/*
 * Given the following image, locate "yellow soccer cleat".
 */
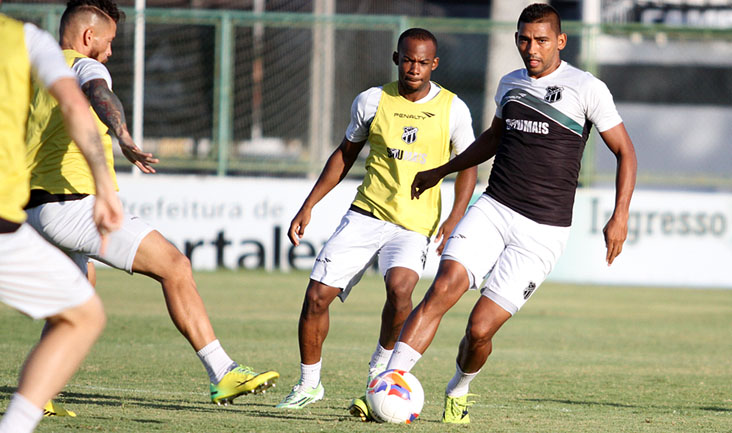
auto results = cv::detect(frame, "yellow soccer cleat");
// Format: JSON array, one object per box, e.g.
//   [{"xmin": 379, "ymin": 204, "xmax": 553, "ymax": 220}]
[
  {"xmin": 347, "ymin": 395, "xmax": 373, "ymax": 422},
  {"xmin": 210, "ymin": 365, "xmax": 279, "ymax": 405},
  {"xmin": 442, "ymin": 394, "xmax": 476, "ymax": 424},
  {"xmin": 43, "ymin": 400, "xmax": 76, "ymax": 417}
]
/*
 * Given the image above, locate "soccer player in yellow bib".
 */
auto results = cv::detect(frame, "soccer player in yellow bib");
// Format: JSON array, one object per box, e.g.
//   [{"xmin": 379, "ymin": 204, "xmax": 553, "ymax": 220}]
[
  {"xmin": 276, "ymin": 28, "xmax": 478, "ymax": 413},
  {"xmin": 24, "ymin": 0, "xmax": 277, "ymax": 410},
  {"xmin": 0, "ymin": 10, "xmax": 123, "ymax": 433}
]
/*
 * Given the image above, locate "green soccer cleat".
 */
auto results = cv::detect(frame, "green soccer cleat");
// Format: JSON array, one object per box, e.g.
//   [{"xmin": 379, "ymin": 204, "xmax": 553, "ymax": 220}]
[
  {"xmin": 347, "ymin": 395, "xmax": 373, "ymax": 422},
  {"xmin": 366, "ymin": 363, "xmax": 387, "ymax": 387},
  {"xmin": 275, "ymin": 382, "xmax": 324, "ymax": 409},
  {"xmin": 43, "ymin": 400, "xmax": 76, "ymax": 417},
  {"xmin": 210, "ymin": 365, "xmax": 279, "ymax": 405},
  {"xmin": 442, "ymin": 394, "xmax": 476, "ymax": 424}
]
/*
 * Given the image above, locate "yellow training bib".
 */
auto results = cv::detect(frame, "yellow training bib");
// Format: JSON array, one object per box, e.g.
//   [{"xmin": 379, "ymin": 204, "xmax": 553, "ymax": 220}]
[
  {"xmin": 0, "ymin": 15, "xmax": 32, "ymax": 223},
  {"xmin": 26, "ymin": 49, "xmax": 117, "ymax": 195},
  {"xmin": 352, "ymin": 81, "xmax": 454, "ymax": 237}
]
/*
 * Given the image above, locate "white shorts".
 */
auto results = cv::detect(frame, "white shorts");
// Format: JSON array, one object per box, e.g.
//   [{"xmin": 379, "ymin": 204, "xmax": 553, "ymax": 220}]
[
  {"xmin": 441, "ymin": 194, "xmax": 570, "ymax": 315},
  {"xmin": 0, "ymin": 224, "xmax": 94, "ymax": 319},
  {"xmin": 26, "ymin": 195, "xmax": 153, "ymax": 274},
  {"xmin": 311, "ymin": 209, "xmax": 429, "ymax": 302}
]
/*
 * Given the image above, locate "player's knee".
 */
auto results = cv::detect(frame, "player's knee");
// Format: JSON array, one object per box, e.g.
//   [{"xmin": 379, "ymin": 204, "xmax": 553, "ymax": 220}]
[
  {"xmin": 465, "ymin": 318, "xmax": 493, "ymax": 347},
  {"xmin": 425, "ymin": 275, "xmax": 455, "ymax": 304},
  {"xmin": 82, "ymin": 294, "xmax": 106, "ymax": 332},
  {"xmin": 303, "ymin": 286, "xmax": 334, "ymax": 315},
  {"xmin": 385, "ymin": 283, "xmax": 413, "ymax": 310},
  {"xmin": 169, "ymin": 250, "xmax": 193, "ymax": 274},
  {"xmin": 55, "ymin": 294, "xmax": 106, "ymax": 336},
  {"xmin": 158, "ymin": 250, "xmax": 193, "ymax": 283}
]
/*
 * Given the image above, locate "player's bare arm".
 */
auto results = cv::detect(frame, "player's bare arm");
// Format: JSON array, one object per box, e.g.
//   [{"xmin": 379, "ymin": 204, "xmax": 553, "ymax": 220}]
[
  {"xmin": 412, "ymin": 116, "xmax": 504, "ymax": 199},
  {"xmin": 288, "ymin": 137, "xmax": 366, "ymax": 246},
  {"xmin": 599, "ymin": 122, "xmax": 637, "ymax": 266},
  {"xmin": 82, "ymin": 78, "xmax": 158, "ymax": 173},
  {"xmin": 434, "ymin": 166, "xmax": 477, "ymax": 254},
  {"xmin": 49, "ymin": 77, "xmax": 123, "ymax": 248}
]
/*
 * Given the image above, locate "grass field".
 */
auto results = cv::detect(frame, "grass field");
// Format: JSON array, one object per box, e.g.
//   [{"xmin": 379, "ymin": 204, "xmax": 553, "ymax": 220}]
[{"xmin": 1, "ymin": 269, "xmax": 730, "ymax": 432}]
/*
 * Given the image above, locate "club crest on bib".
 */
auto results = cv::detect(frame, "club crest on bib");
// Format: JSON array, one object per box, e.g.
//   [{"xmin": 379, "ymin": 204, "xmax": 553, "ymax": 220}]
[
  {"xmin": 523, "ymin": 281, "xmax": 537, "ymax": 300},
  {"xmin": 544, "ymin": 86, "xmax": 563, "ymax": 103},
  {"xmin": 402, "ymin": 126, "xmax": 418, "ymax": 144}
]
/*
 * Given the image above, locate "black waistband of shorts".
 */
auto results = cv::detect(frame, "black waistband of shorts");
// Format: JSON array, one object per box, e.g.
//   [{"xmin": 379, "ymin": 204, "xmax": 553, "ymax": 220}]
[
  {"xmin": 0, "ymin": 217, "xmax": 22, "ymax": 234},
  {"xmin": 349, "ymin": 204, "xmax": 377, "ymax": 219},
  {"xmin": 24, "ymin": 189, "xmax": 89, "ymax": 210}
]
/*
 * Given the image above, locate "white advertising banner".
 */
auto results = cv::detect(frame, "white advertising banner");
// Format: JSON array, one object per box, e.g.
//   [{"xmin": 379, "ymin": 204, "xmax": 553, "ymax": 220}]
[
  {"xmin": 115, "ymin": 173, "xmax": 455, "ymax": 276},
  {"xmin": 116, "ymin": 174, "xmax": 732, "ymax": 289},
  {"xmin": 552, "ymin": 189, "xmax": 732, "ymax": 288}
]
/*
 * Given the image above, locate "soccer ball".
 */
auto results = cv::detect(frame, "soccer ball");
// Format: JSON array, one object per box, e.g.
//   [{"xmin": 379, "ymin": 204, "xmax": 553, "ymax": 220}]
[{"xmin": 366, "ymin": 369, "xmax": 424, "ymax": 424}]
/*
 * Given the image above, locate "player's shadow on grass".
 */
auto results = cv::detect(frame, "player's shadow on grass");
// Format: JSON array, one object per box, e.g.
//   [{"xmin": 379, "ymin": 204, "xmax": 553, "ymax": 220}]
[
  {"xmin": 58, "ymin": 390, "xmax": 233, "ymax": 414},
  {"xmin": 523, "ymin": 397, "xmax": 732, "ymax": 412}
]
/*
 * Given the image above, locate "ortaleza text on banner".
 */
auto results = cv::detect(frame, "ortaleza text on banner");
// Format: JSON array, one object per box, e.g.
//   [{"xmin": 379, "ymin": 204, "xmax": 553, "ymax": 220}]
[{"xmin": 114, "ymin": 174, "xmax": 732, "ymax": 289}]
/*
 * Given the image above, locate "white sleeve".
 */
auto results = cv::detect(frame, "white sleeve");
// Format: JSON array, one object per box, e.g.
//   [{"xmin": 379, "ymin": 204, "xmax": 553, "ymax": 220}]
[
  {"xmin": 449, "ymin": 95, "xmax": 475, "ymax": 155},
  {"xmin": 72, "ymin": 57, "xmax": 113, "ymax": 90},
  {"xmin": 344, "ymin": 87, "xmax": 382, "ymax": 143},
  {"xmin": 494, "ymin": 80, "xmax": 510, "ymax": 119},
  {"xmin": 584, "ymin": 75, "xmax": 622, "ymax": 132},
  {"xmin": 24, "ymin": 23, "xmax": 74, "ymax": 88}
]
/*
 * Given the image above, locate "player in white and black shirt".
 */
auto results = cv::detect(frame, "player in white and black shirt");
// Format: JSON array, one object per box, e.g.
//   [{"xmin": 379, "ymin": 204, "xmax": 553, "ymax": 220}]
[
  {"xmin": 488, "ymin": 59, "xmax": 623, "ymax": 227},
  {"xmin": 385, "ymin": 4, "xmax": 638, "ymax": 424}
]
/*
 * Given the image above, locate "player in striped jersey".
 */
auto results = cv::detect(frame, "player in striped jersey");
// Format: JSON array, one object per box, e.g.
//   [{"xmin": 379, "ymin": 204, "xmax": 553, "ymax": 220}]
[{"xmin": 388, "ymin": 4, "xmax": 638, "ymax": 424}]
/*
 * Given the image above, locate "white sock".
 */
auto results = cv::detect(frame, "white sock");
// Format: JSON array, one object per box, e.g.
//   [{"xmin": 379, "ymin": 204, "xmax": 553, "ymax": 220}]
[
  {"xmin": 445, "ymin": 363, "xmax": 480, "ymax": 397},
  {"xmin": 386, "ymin": 342, "xmax": 422, "ymax": 372},
  {"xmin": 196, "ymin": 339, "xmax": 236, "ymax": 384},
  {"xmin": 369, "ymin": 343, "xmax": 393, "ymax": 371},
  {"xmin": 299, "ymin": 360, "xmax": 322, "ymax": 389},
  {"xmin": 0, "ymin": 393, "xmax": 43, "ymax": 433}
]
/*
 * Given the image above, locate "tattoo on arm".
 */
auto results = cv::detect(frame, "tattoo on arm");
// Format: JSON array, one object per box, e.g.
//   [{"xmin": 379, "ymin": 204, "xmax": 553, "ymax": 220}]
[
  {"xmin": 82, "ymin": 79, "xmax": 129, "ymax": 139},
  {"xmin": 83, "ymin": 129, "xmax": 108, "ymax": 170}
]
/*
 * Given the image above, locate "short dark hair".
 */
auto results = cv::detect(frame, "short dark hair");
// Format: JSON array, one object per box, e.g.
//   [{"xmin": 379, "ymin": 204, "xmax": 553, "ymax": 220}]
[
  {"xmin": 517, "ymin": 3, "xmax": 562, "ymax": 34},
  {"xmin": 397, "ymin": 28, "xmax": 438, "ymax": 52}
]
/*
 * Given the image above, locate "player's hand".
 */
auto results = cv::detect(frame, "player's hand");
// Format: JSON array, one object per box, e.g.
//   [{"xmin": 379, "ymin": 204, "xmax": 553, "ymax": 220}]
[
  {"xmin": 434, "ymin": 215, "xmax": 460, "ymax": 255},
  {"xmin": 120, "ymin": 135, "xmax": 159, "ymax": 174},
  {"xmin": 411, "ymin": 168, "xmax": 442, "ymax": 199},
  {"xmin": 92, "ymin": 188, "xmax": 123, "ymax": 255},
  {"xmin": 288, "ymin": 207, "xmax": 312, "ymax": 246},
  {"xmin": 603, "ymin": 214, "xmax": 628, "ymax": 266}
]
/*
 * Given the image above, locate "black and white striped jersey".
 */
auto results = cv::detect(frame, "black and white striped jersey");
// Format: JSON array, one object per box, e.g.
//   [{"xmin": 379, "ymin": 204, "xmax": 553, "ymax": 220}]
[{"xmin": 486, "ymin": 61, "xmax": 622, "ymax": 227}]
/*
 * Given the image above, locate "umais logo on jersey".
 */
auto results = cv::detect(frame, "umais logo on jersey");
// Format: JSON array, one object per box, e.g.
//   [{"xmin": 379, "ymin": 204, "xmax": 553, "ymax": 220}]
[
  {"xmin": 506, "ymin": 118, "xmax": 549, "ymax": 135},
  {"xmin": 402, "ymin": 126, "xmax": 418, "ymax": 144},
  {"xmin": 386, "ymin": 147, "xmax": 427, "ymax": 165}
]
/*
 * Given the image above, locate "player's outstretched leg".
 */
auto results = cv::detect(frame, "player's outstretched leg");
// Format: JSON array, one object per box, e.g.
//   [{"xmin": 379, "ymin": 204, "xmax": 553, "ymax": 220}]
[
  {"xmin": 348, "ymin": 267, "xmax": 418, "ymax": 421},
  {"xmin": 132, "ymin": 230, "xmax": 278, "ymax": 404},
  {"xmin": 387, "ymin": 260, "xmax": 471, "ymax": 372},
  {"xmin": 442, "ymin": 296, "xmax": 511, "ymax": 424},
  {"xmin": 277, "ymin": 280, "xmax": 340, "ymax": 409}
]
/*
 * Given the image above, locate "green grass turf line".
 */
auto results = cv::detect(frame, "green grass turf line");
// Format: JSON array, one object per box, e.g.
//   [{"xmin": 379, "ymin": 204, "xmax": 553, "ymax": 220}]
[{"xmin": 0, "ymin": 269, "xmax": 730, "ymax": 432}]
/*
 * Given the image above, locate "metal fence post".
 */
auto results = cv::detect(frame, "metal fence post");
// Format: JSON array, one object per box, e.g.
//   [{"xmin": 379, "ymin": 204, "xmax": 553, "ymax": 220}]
[{"xmin": 214, "ymin": 12, "xmax": 234, "ymax": 176}]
